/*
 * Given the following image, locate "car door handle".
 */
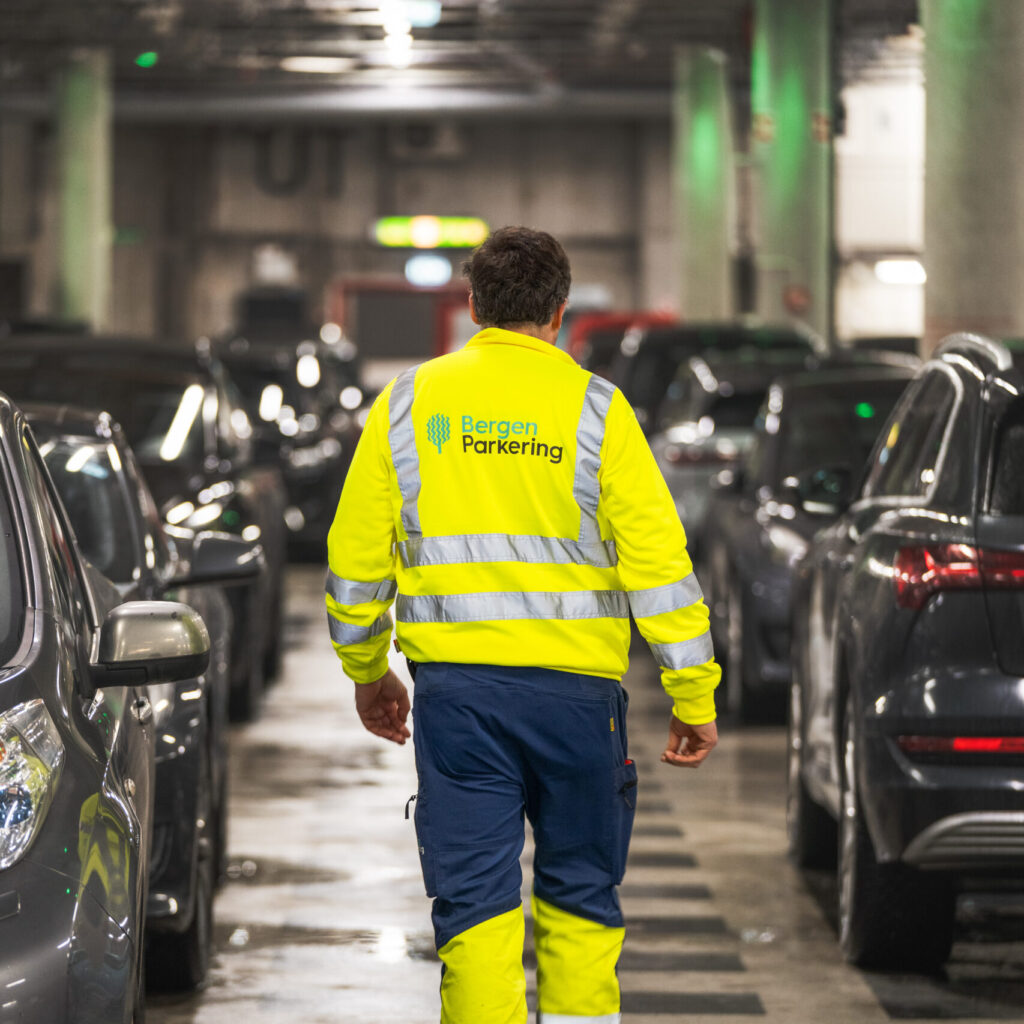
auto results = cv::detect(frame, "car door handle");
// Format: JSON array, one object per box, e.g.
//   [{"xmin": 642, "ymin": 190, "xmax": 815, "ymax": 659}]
[{"xmin": 131, "ymin": 696, "xmax": 153, "ymax": 725}]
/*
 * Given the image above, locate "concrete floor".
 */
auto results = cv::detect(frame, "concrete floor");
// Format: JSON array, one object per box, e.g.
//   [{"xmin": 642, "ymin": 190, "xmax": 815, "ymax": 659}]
[{"xmin": 149, "ymin": 566, "xmax": 1024, "ymax": 1024}]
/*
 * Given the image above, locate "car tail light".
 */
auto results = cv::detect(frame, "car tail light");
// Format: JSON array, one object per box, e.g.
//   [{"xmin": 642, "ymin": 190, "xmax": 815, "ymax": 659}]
[
  {"xmin": 893, "ymin": 543, "xmax": 1024, "ymax": 610},
  {"xmin": 978, "ymin": 547, "xmax": 1024, "ymax": 587},
  {"xmin": 898, "ymin": 736, "xmax": 1024, "ymax": 755},
  {"xmin": 893, "ymin": 544, "xmax": 980, "ymax": 610}
]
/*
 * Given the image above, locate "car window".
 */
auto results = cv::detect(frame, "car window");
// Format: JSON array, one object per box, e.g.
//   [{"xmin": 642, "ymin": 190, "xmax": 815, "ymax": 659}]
[
  {"xmin": 989, "ymin": 398, "xmax": 1024, "ymax": 515},
  {"xmin": 0, "ymin": 472, "xmax": 25, "ymax": 666},
  {"xmin": 862, "ymin": 371, "xmax": 956, "ymax": 499},
  {"xmin": 21, "ymin": 431, "xmax": 93, "ymax": 633},
  {"xmin": 2, "ymin": 363, "xmax": 210, "ymax": 471},
  {"xmin": 38, "ymin": 436, "xmax": 139, "ymax": 584}
]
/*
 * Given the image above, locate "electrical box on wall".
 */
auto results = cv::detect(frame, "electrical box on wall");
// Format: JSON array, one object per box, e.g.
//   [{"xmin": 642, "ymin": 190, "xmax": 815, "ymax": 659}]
[{"xmin": 388, "ymin": 122, "xmax": 465, "ymax": 162}]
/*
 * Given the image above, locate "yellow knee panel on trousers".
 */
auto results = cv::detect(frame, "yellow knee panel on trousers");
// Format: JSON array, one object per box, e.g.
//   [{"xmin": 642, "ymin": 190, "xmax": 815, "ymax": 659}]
[
  {"xmin": 531, "ymin": 894, "xmax": 624, "ymax": 1018},
  {"xmin": 438, "ymin": 906, "xmax": 527, "ymax": 1024}
]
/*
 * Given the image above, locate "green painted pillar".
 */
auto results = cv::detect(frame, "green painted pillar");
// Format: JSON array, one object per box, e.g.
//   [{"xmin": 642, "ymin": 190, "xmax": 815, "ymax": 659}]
[
  {"xmin": 922, "ymin": 0, "xmax": 1024, "ymax": 354},
  {"xmin": 55, "ymin": 49, "xmax": 112, "ymax": 328},
  {"xmin": 750, "ymin": 0, "xmax": 834, "ymax": 343},
  {"xmin": 673, "ymin": 48, "xmax": 736, "ymax": 320}
]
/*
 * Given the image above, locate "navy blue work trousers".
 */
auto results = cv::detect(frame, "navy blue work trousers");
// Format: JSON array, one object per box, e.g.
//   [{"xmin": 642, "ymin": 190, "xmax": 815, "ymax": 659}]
[{"xmin": 411, "ymin": 662, "xmax": 638, "ymax": 950}]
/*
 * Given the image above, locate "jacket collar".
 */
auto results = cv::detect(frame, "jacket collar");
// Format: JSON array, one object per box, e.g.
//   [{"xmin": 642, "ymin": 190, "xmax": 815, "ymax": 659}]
[{"xmin": 465, "ymin": 327, "xmax": 577, "ymax": 366}]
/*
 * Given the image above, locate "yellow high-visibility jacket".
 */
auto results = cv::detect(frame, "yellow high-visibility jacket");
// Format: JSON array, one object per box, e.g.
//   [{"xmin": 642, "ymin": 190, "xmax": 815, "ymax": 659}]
[{"xmin": 325, "ymin": 327, "xmax": 721, "ymax": 723}]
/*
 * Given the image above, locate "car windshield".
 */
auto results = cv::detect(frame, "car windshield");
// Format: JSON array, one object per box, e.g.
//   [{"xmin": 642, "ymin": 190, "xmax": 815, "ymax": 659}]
[
  {"xmin": 0, "ymin": 482, "xmax": 24, "ymax": 665},
  {"xmin": 775, "ymin": 381, "xmax": 910, "ymax": 486},
  {"xmin": 37, "ymin": 435, "xmax": 138, "ymax": 584},
  {"xmin": 705, "ymin": 391, "xmax": 769, "ymax": 430},
  {"xmin": 0, "ymin": 364, "xmax": 209, "ymax": 471},
  {"xmin": 626, "ymin": 329, "xmax": 815, "ymax": 423}
]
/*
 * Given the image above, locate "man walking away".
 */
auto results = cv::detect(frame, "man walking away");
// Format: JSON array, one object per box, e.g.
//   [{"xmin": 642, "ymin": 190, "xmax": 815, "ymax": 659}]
[{"xmin": 326, "ymin": 226, "xmax": 720, "ymax": 1024}]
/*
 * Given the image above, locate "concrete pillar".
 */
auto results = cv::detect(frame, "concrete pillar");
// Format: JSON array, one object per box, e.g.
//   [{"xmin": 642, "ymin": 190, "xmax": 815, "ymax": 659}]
[
  {"xmin": 54, "ymin": 49, "xmax": 112, "ymax": 328},
  {"xmin": 750, "ymin": 0, "xmax": 834, "ymax": 342},
  {"xmin": 922, "ymin": 1, "xmax": 1024, "ymax": 353},
  {"xmin": 673, "ymin": 48, "xmax": 736, "ymax": 320}
]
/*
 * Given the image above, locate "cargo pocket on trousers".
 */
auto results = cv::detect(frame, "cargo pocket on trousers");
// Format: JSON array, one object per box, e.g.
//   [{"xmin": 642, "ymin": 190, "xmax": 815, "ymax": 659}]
[
  {"xmin": 413, "ymin": 792, "xmax": 438, "ymax": 898},
  {"xmin": 612, "ymin": 760, "xmax": 638, "ymax": 884}
]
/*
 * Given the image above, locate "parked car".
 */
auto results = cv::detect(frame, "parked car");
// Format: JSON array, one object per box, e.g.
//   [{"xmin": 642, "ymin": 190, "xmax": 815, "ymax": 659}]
[
  {"xmin": 213, "ymin": 334, "xmax": 366, "ymax": 554},
  {"xmin": 0, "ymin": 391, "xmax": 210, "ymax": 1021},
  {"xmin": 26, "ymin": 404, "xmax": 261, "ymax": 989},
  {"xmin": 700, "ymin": 365, "xmax": 914, "ymax": 719},
  {"xmin": 649, "ymin": 348, "xmax": 819, "ymax": 550},
  {"xmin": 0, "ymin": 336, "xmax": 288, "ymax": 721},
  {"xmin": 787, "ymin": 333, "xmax": 1024, "ymax": 971},
  {"xmin": 564, "ymin": 311, "xmax": 677, "ymax": 378},
  {"xmin": 610, "ymin": 321, "xmax": 825, "ymax": 433}
]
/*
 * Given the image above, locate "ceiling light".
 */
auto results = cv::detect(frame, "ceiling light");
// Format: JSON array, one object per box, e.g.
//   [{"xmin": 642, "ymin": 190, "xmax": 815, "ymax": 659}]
[
  {"xmin": 279, "ymin": 56, "xmax": 357, "ymax": 74},
  {"xmin": 384, "ymin": 32, "xmax": 413, "ymax": 68},
  {"xmin": 874, "ymin": 259, "xmax": 926, "ymax": 286}
]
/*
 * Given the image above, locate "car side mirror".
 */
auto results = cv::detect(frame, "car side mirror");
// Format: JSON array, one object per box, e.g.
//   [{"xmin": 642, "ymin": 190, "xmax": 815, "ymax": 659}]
[
  {"xmin": 794, "ymin": 465, "xmax": 854, "ymax": 516},
  {"xmin": 89, "ymin": 601, "xmax": 210, "ymax": 690},
  {"xmin": 172, "ymin": 531, "xmax": 264, "ymax": 588}
]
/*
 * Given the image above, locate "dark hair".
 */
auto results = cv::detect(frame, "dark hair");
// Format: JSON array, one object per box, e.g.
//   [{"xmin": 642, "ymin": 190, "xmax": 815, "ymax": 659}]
[{"xmin": 463, "ymin": 226, "xmax": 571, "ymax": 328}]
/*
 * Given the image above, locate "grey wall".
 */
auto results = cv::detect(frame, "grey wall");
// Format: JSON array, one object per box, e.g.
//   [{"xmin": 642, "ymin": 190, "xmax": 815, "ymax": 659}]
[{"xmin": 0, "ymin": 115, "xmax": 675, "ymax": 349}]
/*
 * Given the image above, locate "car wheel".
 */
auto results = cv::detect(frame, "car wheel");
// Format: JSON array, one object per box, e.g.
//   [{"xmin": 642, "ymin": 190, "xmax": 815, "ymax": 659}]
[
  {"xmin": 147, "ymin": 748, "xmax": 215, "ymax": 991},
  {"xmin": 786, "ymin": 677, "xmax": 836, "ymax": 868},
  {"xmin": 838, "ymin": 697, "xmax": 954, "ymax": 971}
]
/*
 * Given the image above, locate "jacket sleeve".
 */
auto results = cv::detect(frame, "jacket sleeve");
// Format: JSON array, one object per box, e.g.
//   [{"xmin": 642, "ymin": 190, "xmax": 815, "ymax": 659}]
[
  {"xmin": 599, "ymin": 387, "xmax": 721, "ymax": 724},
  {"xmin": 325, "ymin": 384, "xmax": 398, "ymax": 684}
]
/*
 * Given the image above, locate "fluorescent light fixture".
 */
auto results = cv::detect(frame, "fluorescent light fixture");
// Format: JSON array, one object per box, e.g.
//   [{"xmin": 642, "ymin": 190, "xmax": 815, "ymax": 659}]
[
  {"xmin": 280, "ymin": 56, "xmax": 356, "ymax": 74},
  {"xmin": 874, "ymin": 258, "xmax": 926, "ymax": 286},
  {"xmin": 380, "ymin": 0, "xmax": 412, "ymax": 35},
  {"xmin": 106, "ymin": 444, "xmax": 122, "ymax": 473},
  {"xmin": 405, "ymin": 253, "xmax": 453, "ymax": 287},
  {"xmin": 160, "ymin": 384, "xmax": 205, "ymax": 462},
  {"xmin": 407, "ymin": 0, "xmax": 442, "ymax": 27},
  {"xmin": 166, "ymin": 501, "xmax": 195, "ymax": 525},
  {"xmin": 385, "ymin": 31, "xmax": 413, "ymax": 67}
]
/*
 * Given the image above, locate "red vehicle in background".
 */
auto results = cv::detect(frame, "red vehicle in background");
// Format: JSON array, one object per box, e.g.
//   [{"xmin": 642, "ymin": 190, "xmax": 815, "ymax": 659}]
[{"xmin": 565, "ymin": 311, "xmax": 678, "ymax": 377}]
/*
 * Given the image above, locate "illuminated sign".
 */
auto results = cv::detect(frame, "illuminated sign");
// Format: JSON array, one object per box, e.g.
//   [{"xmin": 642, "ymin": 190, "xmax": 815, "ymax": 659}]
[{"xmin": 374, "ymin": 216, "xmax": 489, "ymax": 249}]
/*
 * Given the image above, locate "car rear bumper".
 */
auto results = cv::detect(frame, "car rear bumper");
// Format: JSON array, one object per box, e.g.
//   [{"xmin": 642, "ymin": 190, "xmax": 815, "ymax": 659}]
[
  {"xmin": 861, "ymin": 726, "xmax": 1024, "ymax": 870},
  {"xmin": 903, "ymin": 811, "xmax": 1024, "ymax": 870}
]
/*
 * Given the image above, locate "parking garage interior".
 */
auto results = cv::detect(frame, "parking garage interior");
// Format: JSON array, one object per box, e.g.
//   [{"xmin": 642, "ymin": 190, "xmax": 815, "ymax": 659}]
[{"xmin": 1, "ymin": 1, "xmax": 1024, "ymax": 1022}]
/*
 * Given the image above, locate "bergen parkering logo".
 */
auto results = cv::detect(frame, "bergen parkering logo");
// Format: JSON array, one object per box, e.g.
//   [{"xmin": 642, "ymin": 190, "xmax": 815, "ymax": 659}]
[{"xmin": 426, "ymin": 413, "xmax": 451, "ymax": 453}]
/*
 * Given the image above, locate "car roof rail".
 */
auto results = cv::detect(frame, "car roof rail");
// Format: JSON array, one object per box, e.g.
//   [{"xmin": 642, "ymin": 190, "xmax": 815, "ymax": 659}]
[{"xmin": 934, "ymin": 332, "xmax": 1012, "ymax": 372}]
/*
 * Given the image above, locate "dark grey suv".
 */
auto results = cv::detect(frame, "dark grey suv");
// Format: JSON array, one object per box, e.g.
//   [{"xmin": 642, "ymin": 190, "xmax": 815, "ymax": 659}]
[
  {"xmin": 0, "ymin": 393, "xmax": 210, "ymax": 1020},
  {"xmin": 788, "ymin": 334, "xmax": 1024, "ymax": 971}
]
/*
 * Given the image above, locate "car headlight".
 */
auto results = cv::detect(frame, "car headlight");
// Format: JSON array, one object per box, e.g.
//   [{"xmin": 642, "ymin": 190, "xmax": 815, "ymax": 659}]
[{"xmin": 0, "ymin": 700, "xmax": 64, "ymax": 869}]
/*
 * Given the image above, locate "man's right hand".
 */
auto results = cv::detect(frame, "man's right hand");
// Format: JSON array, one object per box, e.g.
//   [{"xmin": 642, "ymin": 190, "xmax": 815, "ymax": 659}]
[
  {"xmin": 661, "ymin": 714, "xmax": 717, "ymax": 768},
  {"xmin": 354, "ymin": 669, "xmax": 411, "ymax": 745}
]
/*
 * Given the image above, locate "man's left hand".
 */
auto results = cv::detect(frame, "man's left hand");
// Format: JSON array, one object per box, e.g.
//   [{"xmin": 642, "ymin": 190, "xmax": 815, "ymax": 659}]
[{"xmin": 354, "ymin": 669, "xmax": 411, "ymax": 745}]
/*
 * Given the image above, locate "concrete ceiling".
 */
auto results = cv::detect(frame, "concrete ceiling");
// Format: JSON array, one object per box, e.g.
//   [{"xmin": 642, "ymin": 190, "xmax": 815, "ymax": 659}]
[{"xmin": 0, "ymin": 0, "xmax": 918, "ymax": 119}]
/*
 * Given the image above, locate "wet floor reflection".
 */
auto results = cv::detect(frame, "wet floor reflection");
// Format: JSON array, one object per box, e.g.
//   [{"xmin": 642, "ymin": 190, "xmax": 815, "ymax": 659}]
[{"xmin": 148, "ymin": 567, "xmax": 1024, "ymax": 1024}]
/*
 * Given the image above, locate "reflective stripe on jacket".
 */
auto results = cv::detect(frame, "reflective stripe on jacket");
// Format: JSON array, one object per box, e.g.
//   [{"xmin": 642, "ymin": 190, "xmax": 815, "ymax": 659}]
[{"xmin": 325, "ymin": 327, "xmax": 721, "ymax": 723}]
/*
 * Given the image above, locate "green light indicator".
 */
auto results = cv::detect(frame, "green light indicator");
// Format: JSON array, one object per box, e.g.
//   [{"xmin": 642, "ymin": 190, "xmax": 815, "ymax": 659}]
[
  {"xmin": 222, "ymin": 509, "xmax": 241, "ymax": 528},
  {"xmin": 855, "ymin": 402, "xmax": 875, "ymax": 419},
  {"xmin": 135, "ymin": 52, "xmax": 159, "ymax": 69}
]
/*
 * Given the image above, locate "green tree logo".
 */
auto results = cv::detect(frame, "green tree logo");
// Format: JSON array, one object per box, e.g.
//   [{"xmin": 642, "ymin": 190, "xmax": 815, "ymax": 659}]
[{"xmin": 427, "ymin": 413, "xmax": 451, "ymax": 453}]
